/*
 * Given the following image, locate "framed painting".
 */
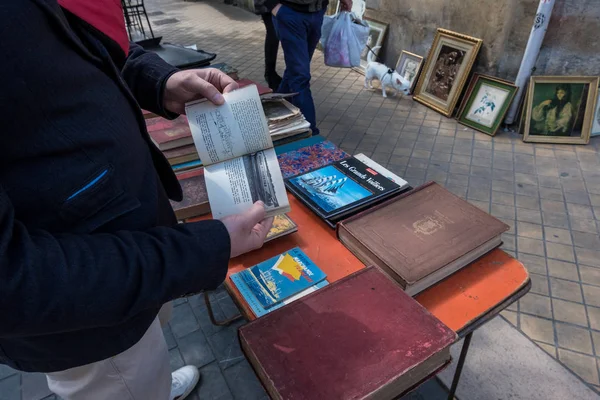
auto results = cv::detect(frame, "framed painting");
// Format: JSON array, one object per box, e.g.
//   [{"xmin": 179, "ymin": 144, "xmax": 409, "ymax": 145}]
[
  {"xmin": 395, "ymin": 51, "xmax": 424, "ymax": 94},
  {"xmin": 354, "ymin": 18, "xmax": 388, "ymax": 74},
  {"xmin": 591, "ymin": 90, "xmax": 600, "ymax": 137},
  {"xmin": 523, "ymin": 76, "xmax": 599, "ymax": 145},
  {"xmin": 326, "ymin": 0, "xmax": 339, "ymax": 16},
  {"xmin": 331, "ymin": 0, "xmax": 366, "ymax": 19},
  {"xmin": 456, "ymin": 74, "xmax": 517, "ymax": 136},
  {"xmin": 413, "ymin": 29, "xmax": 483, "ymax": 117}
]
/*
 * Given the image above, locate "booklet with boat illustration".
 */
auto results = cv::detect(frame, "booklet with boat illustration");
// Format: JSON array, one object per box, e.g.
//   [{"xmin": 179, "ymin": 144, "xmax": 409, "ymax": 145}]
[
  {"xmin": 185, "ymin": 85, "xmax": 290, "ymax": 219},
  {"xmin": 285, "ymin": 155, "xmax": 409, "ymax": 227},
  {"xmin": 230, "ymin": 247, "xmax": 327, "ymax": 309}
]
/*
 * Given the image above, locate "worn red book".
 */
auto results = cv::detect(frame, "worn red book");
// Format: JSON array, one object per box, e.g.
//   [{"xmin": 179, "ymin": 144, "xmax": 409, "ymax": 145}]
[
  {"xmin": 239, "ymin": 266, "xmax": 456, "ymax": 400},
  {"xmin": 170, "ymin": 167, "xmax": 209, "ymax": 220},
  {"xmin": 236, "ymin": 78, "xmax": 273, "ymax": 96},
  {"xmin": 146, "ymin": 115, "xmax": 193, "ymax": 151}
]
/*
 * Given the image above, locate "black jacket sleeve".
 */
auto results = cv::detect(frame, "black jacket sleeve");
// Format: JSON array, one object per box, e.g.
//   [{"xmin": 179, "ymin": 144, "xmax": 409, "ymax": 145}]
[
  {"xmin": 121, "ymin": 43, "xmax": 180, "ymax": 119},
  {"xmin": 265, "ymin": 0, "xmax": 279, "ymax": 12},
  {"xmin": 0, "ymin": 185, "xmax": 230, "ymax": 338}
]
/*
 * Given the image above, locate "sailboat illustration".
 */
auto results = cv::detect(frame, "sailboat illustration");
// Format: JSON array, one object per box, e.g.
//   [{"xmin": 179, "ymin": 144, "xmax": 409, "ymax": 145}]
[
  {"xmin": 301, "ymin": 174, "xmax": 348, "ymax": 196},
  {"xmin": 301, "ymin": 175, "xmax": 336, "ymax": 186}
]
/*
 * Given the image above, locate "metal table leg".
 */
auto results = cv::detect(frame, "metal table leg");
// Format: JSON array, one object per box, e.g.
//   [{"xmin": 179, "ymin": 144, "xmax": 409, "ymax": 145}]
[
  {"xmin": 447, "ymin": 332, "xmax": 473, "ymax": 400},
  {"xmin": 204, "ymin": 292, "xmax": 243, "ymax": 326}
]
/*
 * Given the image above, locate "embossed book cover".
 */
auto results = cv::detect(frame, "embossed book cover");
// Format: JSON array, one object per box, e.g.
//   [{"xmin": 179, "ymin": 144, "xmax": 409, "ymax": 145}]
[
  {"xmin": 337, "ymin": 182, "xmax": 509, "ymax": 295},
  {"xmin": 239, "ymin": 266, "xmax": 456, "ymax": 400}
]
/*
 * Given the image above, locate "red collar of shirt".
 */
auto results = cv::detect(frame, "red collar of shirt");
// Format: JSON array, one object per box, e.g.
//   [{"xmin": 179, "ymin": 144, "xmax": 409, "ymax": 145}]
[{"xmin": 58, "ymin": 0, "xmax": 130, "ymax": 56}]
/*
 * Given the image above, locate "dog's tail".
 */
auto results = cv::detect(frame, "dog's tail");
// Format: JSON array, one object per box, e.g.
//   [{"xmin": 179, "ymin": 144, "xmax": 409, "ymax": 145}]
[{"xmin": 367, "ymin": 46, "xmax": 381, "ymax": 64}]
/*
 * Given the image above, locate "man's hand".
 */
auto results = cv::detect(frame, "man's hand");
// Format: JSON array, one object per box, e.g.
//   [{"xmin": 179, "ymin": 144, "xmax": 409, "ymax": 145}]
[
  {"xmin": 271, "ymin": 4, "xmax": 282, "ymax": 16},
  {"xmin": 540, "ymin": 99, "xmax": 552, "ymax": 107},
  {"xmin": 340, "ymin": 0, "xmax": 352, "ymax": 11},
  {"xmin": 221, "ymin": 202, "xmax": 274, "ymax": 258},
  {"xmin": 163, "ymin": 69, "xmax": 239, "ymax": 114}
]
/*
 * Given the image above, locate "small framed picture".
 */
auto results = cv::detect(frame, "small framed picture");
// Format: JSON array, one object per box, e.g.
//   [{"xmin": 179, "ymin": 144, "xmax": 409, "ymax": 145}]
[
  {"xmin": 591, "ymin": 91, "xmax": 600, "ymax": 137},
  {"xmin": 354, "ymin": 18, "xmax": 388, "ymax": 74},
  {"xmin": 456, "ymin": 74, "xmax": 518, "ymax": 136},
  {"xmin": 413, "ymin": 28, "xmax": 483, "ymax": 117},
  {"xmin": 395, "ymin": 51, "xmax": 424, "ymax": 94},
  {"xmin": 523, "ymin": 76, "xmax": 600, "ymax": 144}
]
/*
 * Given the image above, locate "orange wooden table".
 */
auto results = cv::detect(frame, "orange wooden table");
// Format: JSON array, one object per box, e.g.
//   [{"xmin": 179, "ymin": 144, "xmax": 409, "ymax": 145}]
[{"xmin": 202, "ymin": 194, "xmax": 530, "ymax": 399}]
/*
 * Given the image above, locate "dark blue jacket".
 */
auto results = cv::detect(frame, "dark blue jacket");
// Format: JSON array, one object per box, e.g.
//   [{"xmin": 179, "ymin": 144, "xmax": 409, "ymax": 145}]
[{"xmin": 0, "ymin": 0, "xmax": 230, "ymax": 372}]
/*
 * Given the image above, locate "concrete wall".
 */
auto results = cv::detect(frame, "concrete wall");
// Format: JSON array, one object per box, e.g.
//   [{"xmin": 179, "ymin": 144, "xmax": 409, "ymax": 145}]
[{"xmin": 364, "ymin": 0, "xmax": 600, "ymax": 81}]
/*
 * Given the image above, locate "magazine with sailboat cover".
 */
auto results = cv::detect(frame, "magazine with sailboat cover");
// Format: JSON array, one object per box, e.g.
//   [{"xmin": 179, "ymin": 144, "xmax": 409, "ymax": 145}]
[
  {"xmin": 285, "ymin": 156, "xmax": 407, "ymax": 220},
  {"xmin": 185, "ymin": 85, "xmax": 290, "ymax": 219},
  {"xmin": 230, "ymin": 247, "xmax": 327, "ymax": 309}
]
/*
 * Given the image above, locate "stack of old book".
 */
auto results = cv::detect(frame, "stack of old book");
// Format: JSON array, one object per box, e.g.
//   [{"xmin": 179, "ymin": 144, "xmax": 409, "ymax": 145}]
[
  {"xmin": 147, "ymin": 115, "xmax": 200, "ymax": 172},
  {"xmin": 285, "ymin": 153, "xmax": 411, "ymax": 228},
  {"xmin": 262, "ymin": 95, "xmax": 312, "ymax": 144}
]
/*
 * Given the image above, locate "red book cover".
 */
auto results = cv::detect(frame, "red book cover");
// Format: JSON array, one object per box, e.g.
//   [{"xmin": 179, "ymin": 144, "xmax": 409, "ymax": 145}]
[
  {"xmin": 169, "ymin": 167, "xmax": 209, "ymax": 220},
  {"xmin": 236, "ymin": 78, "xmax": 273, "ymax": 96},
  {"xmin": 239, "ymin": 266, "xmax": 457, "ymax": 400},
  {"xmin": 146, "ymin": 115, "xmax": 192, "ymax": 150}
]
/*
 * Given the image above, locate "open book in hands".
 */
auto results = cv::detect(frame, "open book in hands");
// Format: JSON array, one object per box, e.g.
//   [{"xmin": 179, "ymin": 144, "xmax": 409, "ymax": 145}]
[{"xmin": 185, "ymin": 85, "xmax": 291, "ymax": 219}]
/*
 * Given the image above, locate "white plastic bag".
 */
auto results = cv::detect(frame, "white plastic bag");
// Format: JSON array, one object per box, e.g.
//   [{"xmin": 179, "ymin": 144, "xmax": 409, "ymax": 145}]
[{"xmin": 321, "ymin": 12, "xmax": 370, "ymax": 68}]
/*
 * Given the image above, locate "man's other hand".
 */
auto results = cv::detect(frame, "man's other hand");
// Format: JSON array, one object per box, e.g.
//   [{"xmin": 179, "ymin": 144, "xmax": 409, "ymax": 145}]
[
  {"xmin": 163, "ymin": 69, "xmax": 239, "ymax": 114},
  {"xmin": 221, "ymin": 202, "xmax": 274, "ymax": 258}
]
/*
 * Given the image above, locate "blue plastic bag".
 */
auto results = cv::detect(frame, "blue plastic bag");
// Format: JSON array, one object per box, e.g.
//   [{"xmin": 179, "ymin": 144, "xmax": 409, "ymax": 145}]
[{"xmin": 321, "ymin": 12, "xmax": 369, "ymax": 68}]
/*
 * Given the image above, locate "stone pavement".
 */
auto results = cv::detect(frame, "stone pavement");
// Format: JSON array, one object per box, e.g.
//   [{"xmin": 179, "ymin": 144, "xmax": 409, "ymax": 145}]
[{"xmin": 2, "ymin": 0, "xmax": 600, "ymax": 399}]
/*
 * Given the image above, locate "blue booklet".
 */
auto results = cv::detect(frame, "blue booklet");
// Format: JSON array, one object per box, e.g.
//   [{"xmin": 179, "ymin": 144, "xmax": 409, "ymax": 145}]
[
  {"xmin": 232, "ymin": 276, "xmax": 328, "ymax": 317},
  {"xmin": 231, "ymin": 247, "xmax": 327, "ymax": 309}
]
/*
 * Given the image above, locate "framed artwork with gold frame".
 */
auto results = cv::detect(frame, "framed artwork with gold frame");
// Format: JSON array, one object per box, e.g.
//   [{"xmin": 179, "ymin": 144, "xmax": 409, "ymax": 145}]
[
  {"xmin": 522, "ymin": 76, "xmax": 599, "ymax": 145},
  {"xmin": 395, "ymin": 51, "xmax": 424, "ymax": 94},
  {"xmin": 413, "ymin": 29, "xmax": 483, "ymax": 117}
]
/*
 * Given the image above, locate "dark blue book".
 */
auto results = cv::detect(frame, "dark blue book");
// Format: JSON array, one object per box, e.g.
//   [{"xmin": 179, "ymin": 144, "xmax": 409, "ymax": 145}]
[{"xmin": 285, "ymin": 156, "xmax": 409, "ymax": 227}]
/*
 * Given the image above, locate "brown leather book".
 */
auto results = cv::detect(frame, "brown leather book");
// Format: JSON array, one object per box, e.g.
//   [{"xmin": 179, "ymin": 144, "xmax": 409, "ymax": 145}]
[
  {"xmin": 337, "ymin": 182, "xmax": 509, "ymax": 296},
  {"xmin": 170, "ymin": 167, "xmax": 209, "ymax": 220},
  {"xmin": 239, "ymin": 266, "xmax": 456, "ymax": 400}
]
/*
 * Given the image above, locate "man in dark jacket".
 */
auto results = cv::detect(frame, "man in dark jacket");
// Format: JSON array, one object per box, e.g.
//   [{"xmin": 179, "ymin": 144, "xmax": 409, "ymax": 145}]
[
  {"xmin": 0, "ymin": 1, "xmax": 272, "ymax": 399},
  {"xmin": 265, "ymin": 0, "xmax": 352, "ymax": 135}
]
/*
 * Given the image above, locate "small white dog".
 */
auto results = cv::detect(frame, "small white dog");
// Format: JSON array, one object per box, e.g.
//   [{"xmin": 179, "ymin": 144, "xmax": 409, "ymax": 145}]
[{"xmin": 364, "ymin": 46, "xmax": 411, "ymax": 98}]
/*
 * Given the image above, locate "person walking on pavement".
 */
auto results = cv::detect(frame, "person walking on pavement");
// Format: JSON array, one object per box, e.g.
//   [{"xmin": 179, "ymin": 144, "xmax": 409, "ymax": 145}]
[
  {"xmin": 265, "ymin": 0, "xmax": 352, "ymax": 135},
  {"xmin": 254, "ymin": 0, "xmax": 283, "ymax": 90}
]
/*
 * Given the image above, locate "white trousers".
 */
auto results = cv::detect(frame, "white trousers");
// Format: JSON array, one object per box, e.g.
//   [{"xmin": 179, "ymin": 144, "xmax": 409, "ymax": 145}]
[{"xmin": 46, "ymin": 303, "xmax": 173, "ymax": 400}]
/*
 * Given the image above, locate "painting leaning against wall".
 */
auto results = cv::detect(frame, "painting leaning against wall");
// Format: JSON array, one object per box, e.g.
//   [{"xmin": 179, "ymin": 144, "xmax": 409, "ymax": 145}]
[
  {"xmin": 413, "ymin": 29, "xmax": 482, "ymax": 117},
  {"xmin": 523, "ymin": 76, "xmax": 599, "ymax": 145}
]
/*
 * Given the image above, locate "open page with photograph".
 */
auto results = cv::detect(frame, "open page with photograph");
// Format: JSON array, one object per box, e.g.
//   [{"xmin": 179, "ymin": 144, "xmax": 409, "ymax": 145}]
[
  {"xmin": 204, "ymin": 147, "xmax": 290, "ymax": 219},
  {"xmin": 185, "ymin": 85, "xmax": 273, "ymax": 166}
]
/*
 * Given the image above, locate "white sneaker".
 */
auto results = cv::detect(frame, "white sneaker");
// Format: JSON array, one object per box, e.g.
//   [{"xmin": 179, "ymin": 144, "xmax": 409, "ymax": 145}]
[{"xmin": 170, "ymin": 365, "xmax": 200, "ymax": 400}]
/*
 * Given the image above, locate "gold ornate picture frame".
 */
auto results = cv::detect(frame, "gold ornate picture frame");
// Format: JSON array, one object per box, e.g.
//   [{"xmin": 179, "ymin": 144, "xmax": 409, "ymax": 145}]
[
  {"xmin": 522, "ymin": 76, "xmax": 599, "ymax": 145},
  {"xmin": 413, "ymin": 29, "xmax": 483, "ymax": 117}
]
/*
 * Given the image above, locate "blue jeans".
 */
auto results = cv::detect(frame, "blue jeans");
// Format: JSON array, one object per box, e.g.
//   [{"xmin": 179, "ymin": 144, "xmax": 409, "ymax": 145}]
[{"xmin": 272, "ymin": 6, "xmax": 325, "ymax": 136}]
